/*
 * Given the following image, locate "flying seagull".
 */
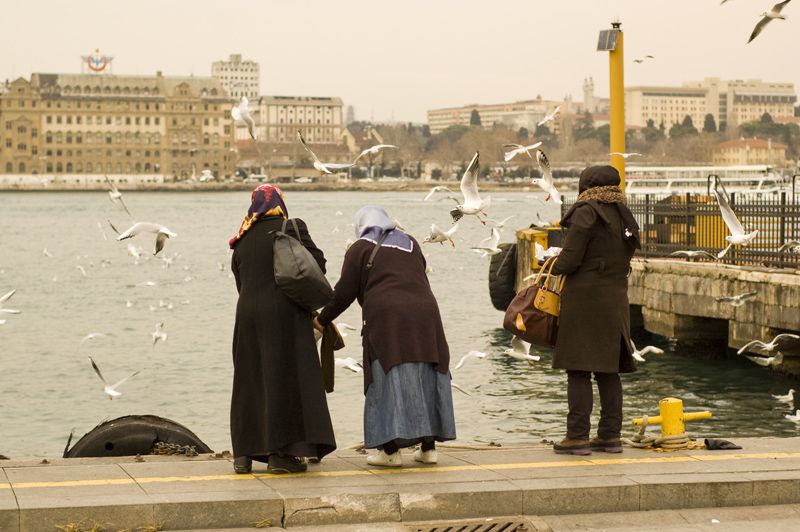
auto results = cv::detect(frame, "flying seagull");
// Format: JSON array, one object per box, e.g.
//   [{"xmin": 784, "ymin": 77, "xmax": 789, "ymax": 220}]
[
  {"xmin": 748, "ymin": 0, "xmax": 792, "ymax": 43},
  {"xmin": 89, "ymin": 356, "xmax": 140, "ymax": 400},
  {"xmin": 297, "ymin": 130, "xmax": 354, "ymax": 175},
  {"xmin": 503, "ymin": 336, "xmax": 541, "ymax": 364},
  {"xmin": 711, "ymin": 177, "xmax": 758, "ymax": 257},
  {"xmin": 454, "ymin": 350, "xmax": 487, "ymax": 370},
  {"xmin": 773, "ymin": 389, "xmax": 795, "ymax": 404},
  {"xmin": 503, "ymin": 142, "xmax": 543, "ymax": 162},
  {"xmin": 632, "ymin": 55, "xmax": 655, "ymax": 63},
  {"xmin": 152, "ymin": 322, "xmax": 168, "ymax": 348},
  {"xmin": 630, "ymin": 340, "xmax": 664, "ymax": 362},
  {"xmin": 538, "ymin": 106, "xmax": 560, "ymax": 127},
  {"xmin": 104, "ymin": 175, "xmax": 132, "ymax": 217},
  {"xmin": 423, "ymin": 185, "xmax": 457, "ymax": 202},
  {"xmin": 423, "ymin": 223, "xmax": 459, "ymax": 248},
  {"xmin": 0, "ymin": 289, "xmax": 19, "ymax": 315},
  {"xmin": 79, "ymin": 332, "xmax": 107, "ymax": 347},
  {"xmin": 230, "ymin": 96, "xmax": 257, "ymax": 140},
  {"xmin": 531, "ymin": 150, "xmax": 561, "ymax": 205},
  {"xmin": 670, "ymin": 250, "xmax": 718, "ymax": 261},
  {"xmin": 353, "ymin": 144, "xmax": 399, "ymax": 163},
  {"xmin": 450, "ymin": 152, "xmax": 491, "ymax": 224},
  {"xmin": 715, "ymin": 291, "xmax": 758, "ymax": 307},
  {"xmin": 746, "ymin": 352, "xmax": 784, "ymax": 367},
  {"xmin": 486, "ymin": 215, "xmax": 515, "ymax": 229},
  {"xmin": 335, "ymin": 357, "xmax": 363, "ymax": 373},
  {"xmin": 778, "ymin": 240, "xmax": 800, "ymax": 253},
  {"xmin": 117, "ymin": 222, "xmax": 177, "ymax": 256},
  {"xmin": 609, "ymin": 152, "xmax": 644, "ymax": 159},
  {"xmin": 737, "ymin": 333, "xmax": 800, "ymax": 355},
  {"xmin": 471, "ymin": 227, "xmax": 502, "ymax": 257}
]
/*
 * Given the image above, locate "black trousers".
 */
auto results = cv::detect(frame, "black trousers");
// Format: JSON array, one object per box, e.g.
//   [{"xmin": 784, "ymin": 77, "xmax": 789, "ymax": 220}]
[{"xmin": 566, "ymin": 371, "xmax": 623, "ymax": 440}]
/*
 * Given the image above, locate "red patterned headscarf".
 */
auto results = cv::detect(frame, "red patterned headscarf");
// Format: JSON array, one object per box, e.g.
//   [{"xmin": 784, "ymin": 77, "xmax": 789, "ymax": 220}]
[{"xmin": 229, "ymin": 184, "xmax": 288, "ymax": 248}]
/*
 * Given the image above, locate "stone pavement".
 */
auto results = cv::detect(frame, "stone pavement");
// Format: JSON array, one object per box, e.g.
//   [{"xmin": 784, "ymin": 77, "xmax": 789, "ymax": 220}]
[{"xmin": 3, "ymin": 437, "xmax": 800, "ymax": 530}]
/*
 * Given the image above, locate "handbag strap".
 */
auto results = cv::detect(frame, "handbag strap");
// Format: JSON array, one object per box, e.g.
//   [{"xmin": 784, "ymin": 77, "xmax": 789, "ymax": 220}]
[
  {"xmin": 366, "ymin": 231, "xmax": 390, "ymax": 271},
  {"xmin": 281, "ymin": 218, "xmax": 302, "ymax": 240},
  {"xmin": 534, "ymin": 256, "xmax": 557, "ymax": 285}
]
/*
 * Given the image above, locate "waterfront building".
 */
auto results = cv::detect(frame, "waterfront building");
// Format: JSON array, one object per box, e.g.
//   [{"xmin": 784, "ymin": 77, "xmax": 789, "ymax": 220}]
[
  {"xmin": 0, "ymin": 71, "xmax": 235, "ymax": 180},
  {"xmin": 712, "ymin": 137, "xmax": 788, "ymax": 167},
  {"xmin": 626, "ymin": 78, "xmax": 797, "ymax": 132},
  {"xmin": 241, "ymin": 95, "xmax": 344, "ymax": 144},
  {"xmin": 211, "ymin": 54, "xmax": 260, "ymax": 100}
]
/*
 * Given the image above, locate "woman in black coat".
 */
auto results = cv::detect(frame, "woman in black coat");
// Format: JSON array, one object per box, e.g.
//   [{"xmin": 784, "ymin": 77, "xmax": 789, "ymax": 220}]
[
  {"xmin": 229, "ymin": 185, "xmax": 336, "ymax": 474},
  {"xmin": 550, "ymin": 166, "xmax": 640, "ymax": 455}
]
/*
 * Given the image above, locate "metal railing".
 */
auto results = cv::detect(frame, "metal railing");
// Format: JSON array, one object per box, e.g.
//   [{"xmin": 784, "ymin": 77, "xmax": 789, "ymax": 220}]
[{"xmin": 561, "ymin": 186, "xmax": 800, "ymax": 269}]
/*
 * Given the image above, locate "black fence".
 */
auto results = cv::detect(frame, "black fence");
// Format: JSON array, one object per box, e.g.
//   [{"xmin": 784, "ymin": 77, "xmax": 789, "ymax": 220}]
[{"xmin": 561, "ymin": 189, "xmax": 800, "ymax": 269}]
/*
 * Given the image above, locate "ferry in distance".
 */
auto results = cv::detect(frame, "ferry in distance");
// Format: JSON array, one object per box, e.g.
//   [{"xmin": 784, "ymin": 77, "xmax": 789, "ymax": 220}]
[{"xmin": 625, "ymin": 165, "xmax": 783, "ymax": 196}]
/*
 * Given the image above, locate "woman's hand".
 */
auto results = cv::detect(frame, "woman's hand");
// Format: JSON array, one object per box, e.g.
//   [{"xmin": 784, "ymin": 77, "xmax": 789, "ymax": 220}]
[{"xmin": 312, "ymin": 317, "xmax": 325, "ymax": 332}]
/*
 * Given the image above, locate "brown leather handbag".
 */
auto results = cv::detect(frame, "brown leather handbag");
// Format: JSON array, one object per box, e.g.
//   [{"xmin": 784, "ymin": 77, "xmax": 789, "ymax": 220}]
[{"xmin": 502, "ymin": 257, "xmax": 565, "ymax": 348}]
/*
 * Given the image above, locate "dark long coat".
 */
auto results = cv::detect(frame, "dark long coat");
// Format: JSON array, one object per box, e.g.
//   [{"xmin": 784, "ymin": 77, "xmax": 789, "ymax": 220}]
[
  {"xmin": 551, "ymin": 202, "xmax": 636, "ymax": 374},
  {"xmin": 230, "ymin": 217, "xmax": 336, "ymax": 459}
]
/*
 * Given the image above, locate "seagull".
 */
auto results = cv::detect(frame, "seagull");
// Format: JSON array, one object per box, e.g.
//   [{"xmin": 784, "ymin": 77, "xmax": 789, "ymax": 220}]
[
  {"xmin": 423, "ymin": 186, "xmax": 456, "ymax": 202},
  {"xmin": 75, "ymin": 265, "xmax": 88, "ymax": 278},
  {"xmin": 630, "ymin": 340, "xmax": 664, "ymax": 362},
  {"xmin": 451, "ymin": 382, "xmax": 471, "ymax": 396},
  {"xmin": 609, "ymin": 152, "xmax": 644, "ymax": 159},
  {"xmin": 335, "ymin": 211, "xmax": 344, "ymax": 216},
  {"xmin": 0, "ymin": 289, "xmax": 19, "ymax": 315},
  {"xmin": 503, "ymin": 336, "xmax": 541, "ymax": 364},
  {"xmin": 531, "ymin": 150, "xmax": 561, "ymax": 205},
  {"xmin": 785, "ymin": 409, "xmax": 800, "ymax": 422},
  {"xmin": 503, "ymin": 142, "xmax": 542, "ymax": 162},
  {"xmin": 450, "ymin": 151, "xmax": 491, "ymax": 224},
  {"xmin": 104, "ymin": 175, "xmax": 132, "ymax": 217},
  {"xmin": 117, "ymin": 222, "xmax": 177, "ymax": 256},
  {"xmin": 711, "ymin": 178, "xmax": 758, "ymax": 254},
  {"xmin": 353, "ymin": 144, "xmax": 399, "ymax": 163},
  {"xmin": 715, "ymin": 291, "xmax": 758, "ymax": 307},
  {"xmin": 737, "ymin": 333, "xmax": 800, "ymax": 355},
  {"xmin": 632, "ymin": 55, "xmax": 655, "ymax": 63},
  {"xmin": 125, "ymin": 300, "xmax": 134, "ymax": 308},
  {"xmin": 160, "ymin": 253, "xmax": 179, "ymax": 269},
  {"xmin": 747, "ymin": 352, "xmax": 784, "ymax": 367},
  {"xmin": 471, "ymin": 227, "xmax": 502, "ymax": 257},
  {"xmin": 151, "ymin": 322, "xmax": 167, "ymax": 348},
  {"xmin": 773, "ymin": 389, "xmax": 795, "ymax": 404},
  {"xmin": 423, "ymin": 223, "xmax": 459, "ymax": 248},
  {"xmin": 79, "ymin": 333, "xmax": 107, "ymax": 346},
  {"xmin": 670, "ymin": 250, "xmax": 718, "ymax": 260},
  {"xmin": 231, "ymin": 96, "xmax": 257, "ymax": 140},
  {"xmin": 778, "ymin": 240, "xmax": 800, "ymax": 253},
  {"xmin": 297, "ymin": 130, "xmax": 354, "ymax": 175},
  {"xmin": 97, "ymin": 221, "xmax": 108, "ymax": 241},
  {"xmin": 42, "ymin": 248, "xmax": 53, "ymax": 258},
  {"xmin": 335, "ymin": 322, "xmax": 358, "ymax": 332},
  {"xmin": 335, "ymin": 357, "xmax": 363, "ymax": 373},
  {"xmin": 127, "ymin": 244, "xmax": 144, "ymax": 261},
  {"xmin": 89, "ymin": 356, "xmax": 140, "ymax": 400},
  {"xmin": 748, "ymin": 0, "xmax": 792, "ymax": 43},
  {"xmin": 454, "ymin": 350, "xmax": 487, "ymax": 370},
  {"xmin": 538, "ymin": 106, "xmax": 560, "ymax": 127},
  {"xmin": 486, "ymin": 216, "xmax": 515, "ymax": 229}
]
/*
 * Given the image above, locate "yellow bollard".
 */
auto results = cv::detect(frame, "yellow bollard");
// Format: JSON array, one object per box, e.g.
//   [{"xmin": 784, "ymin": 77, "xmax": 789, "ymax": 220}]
[{"xmin": 632, "ymin": 397, "xmax": 712, "ymax": 437}]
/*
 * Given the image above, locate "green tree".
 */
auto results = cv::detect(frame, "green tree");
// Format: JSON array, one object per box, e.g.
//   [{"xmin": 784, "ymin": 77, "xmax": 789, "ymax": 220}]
[
  {"xmin": 595, "ymin": 124, "xmax": 611, "ymax": 147},
  {"xmin": 421, "ymin": 124, "xmax": 431, "ymax": 137},
  {"xmin": 643, "ymin": 118, "xmax": 665, "ymax": 143},
  {"xmin": 470, "ymin": 109, "xmax": 482, "ymax": 126},
  {"xmin": 670, "ymin": 115, "xmax": 699, "ymax": 139},
  {"xmin": 573, "ymin": 111, "xmax": 596, "ymax": 142},
  {"xmin": 703, "ymin": 113, "xmax": 717, "ymax": 133},
  {"xmin": 681, "ymin": 115, "xmax": 696, "ymax": 129},
  {"xmin": 517, "ymin": 127, "xmax": 529, "ymax": 141},
  {"xmin": 761, "ymin": 112, "xmax": 774, "ymax": 124}
]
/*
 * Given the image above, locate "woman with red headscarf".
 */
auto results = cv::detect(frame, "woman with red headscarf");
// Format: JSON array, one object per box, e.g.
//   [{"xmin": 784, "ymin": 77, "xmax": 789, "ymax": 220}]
[{"xmin": 229, "ymin": 185, "xmax": 336, "ymax": 474}]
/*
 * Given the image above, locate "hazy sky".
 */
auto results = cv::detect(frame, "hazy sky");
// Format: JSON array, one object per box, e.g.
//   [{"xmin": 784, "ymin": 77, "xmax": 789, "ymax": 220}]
[{"xmin": 1, "ymin": 1, "xmax": 796, "ymax": 123}]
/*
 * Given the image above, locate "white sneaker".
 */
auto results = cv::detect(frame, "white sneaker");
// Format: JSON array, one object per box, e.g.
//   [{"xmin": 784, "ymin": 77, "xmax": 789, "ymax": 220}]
[
  {"xmin": 413, "ymin": 448, "xmax": 438, "ymax": 464},
  {"xmin": 367, "ymin": 449, "xmax": 402, "ymax": 467}
]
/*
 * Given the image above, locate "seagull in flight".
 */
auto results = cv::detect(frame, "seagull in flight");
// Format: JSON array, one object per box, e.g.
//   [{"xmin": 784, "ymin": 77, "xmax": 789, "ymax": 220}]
[
  {"xmin": 152, "ymin": 322, "xmax": 168, "ymax": 348},
  {"xmin": 610, "ymin": 152, "xmax": 644, "ymax": 159},
  {"xmin": 486, "ymin": 216, "xmax": 515, "ymax": 229},
  {"xmin": 231, "ymin": 96, "xmax": 257, "ymax": 140},
  {"xmin": 503, "ymin": 142, "xmax": 542, "ymax": 162},
  {"xmin": 454, "ymin": 350, "xmax": 487, "ymax": 370},
  {"xmin": 79, "ymin": 333, "xmax": 107, "ymax": 347},
  {"xmin": 297, "ymin": 130, "xmax": 354, "ymax": 175},
  {"xmin": 538, "ymin": 106, "xmax": 560, "ymax": 127},
  {"xmin": 711, "ymin": 177, "xmax": 758, "ymax": 257},
  {"xmin": 773, "ymin": 389, "xmax": 795, "ymax": 404},
  {"xmin": 450, "ymin": 152, "xmax": 491, "ymax": 224},
  {"xmin": 748, "ymin": 0, "xmax": 792, "ymax": 43},
  {"xmin": 89, "ymin": 356, "xmax": 140, "ymax": 400},
  {"xmin": 335, "ymin": 357, "xmax": 363, "ymax": 373},
  {"xmin": 746, "ymin": 352, "xmax": 784, "ymax": 367},
  {"xmin": 0, "ymin": 289, "xmax": 20, "ymax": 315},
  {"xmin": 503, "ymin": 336, "xmax": 541, "ymax": 364},
  {"xmin": 423, "ymin": 223, "xmax": 459, "ymax": 248},
  {"xmin": 632, "ymin": 55, "xmax": 655, "ymax": 64},
  {"xmin": 471, "ymin": 227, "xmax": 502, "ymax": 257},
  {"xmin": 715, "ymin": 291, "xmax": 758, "ymax": 307},
  {"xmin": 531, "ymin": 150, "xmax": 561, "ymax": 205},
  {"xmin": 630, "ymin": 340, "xmax": 664, "ymax": 362},
  {"xmin": 104, "ymin": 175, "xmax": 132, "ymax": 217},
  {"xmin": 423, "ymin": 185, "xmax": 456, "ymax": 202},
  {"xmin": 117, "ymin": 222, "xmax": 177, "ymax": 256},
  {"xmin": 353, "ymin": 144, "xmax": 399, "ymax": 163},
  {"xmin": 42, "ymin": 248, "xmax": 53, "ymax": 258},
  {"xmin": 737, "ymin": 333, "xmax": 800, "ymax": 355},
  {"xmin": 778, "ymin": 240, "xmax": 800, "ymax": 253},
  {"xmin": 670, "ymin": 250, "xmax": 718, "ymax": 261}
]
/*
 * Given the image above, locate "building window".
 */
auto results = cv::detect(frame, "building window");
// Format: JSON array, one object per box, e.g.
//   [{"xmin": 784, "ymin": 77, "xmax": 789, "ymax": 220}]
[
  {"xmin": 56, "ymin": 163, "xmax": 63, "ymax": 172},
  {"xmin": 106, "ymin": 133, "xmax": 112, "ymax": 144},
  {"xmin": 203, "ymin": 133, "xmax": 209, "ymax": 145},
  {"xmin": 32, "ymin": 146, "xmax": 38, "ymax": 156},
  {"xmin": 46, "ymin": 163, "xmax": 53, "ymax": 172},
  {"xmin": 4, "ymin": 139, "xmax": 10, "ymax": 148},
  {"xmin": 18, "ymin": 162, "xmax": 25, "ymax": 173}
]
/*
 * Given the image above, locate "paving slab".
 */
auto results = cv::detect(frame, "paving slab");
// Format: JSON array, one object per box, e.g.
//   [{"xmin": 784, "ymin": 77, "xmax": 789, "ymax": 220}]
[
  {"xmin": 0, "ymin": 469, "xmax": 18, "ymax": 532},
  {"xmin": 397, "ymin": 480, "xmax": 523, "ymax": 521},
  {"xmin": 277, "ymin": 484, "xmax": 400, "ymax": 527},
  {"xmin": 258, "ymin": 456, "xmax": 390, "ymax": 489},
  {"xmin": 121, "ymin": 459, "xmax": 269, "ymax": 494},
  {"xmin": 515, "ymin": 475, "xmax": 640, "ymax": 516},
  {"xmin": 631, "ymin": 472, "xmax": 754, "ymax": 511},
  {"xmin": 151, "ymin": 491, "xmax": 283, "ymax": 530}
]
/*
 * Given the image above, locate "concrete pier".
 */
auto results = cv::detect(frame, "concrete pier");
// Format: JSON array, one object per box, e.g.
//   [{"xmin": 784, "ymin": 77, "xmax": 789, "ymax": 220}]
[{"xmin": 4, "ymin": 438, "xmax": 800, "ymax": 530}]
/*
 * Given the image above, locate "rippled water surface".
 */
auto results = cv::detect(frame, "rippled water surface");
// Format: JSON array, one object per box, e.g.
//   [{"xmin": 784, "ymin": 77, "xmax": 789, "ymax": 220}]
[{"xmin": 1, "ymin": 191, "xmax": 797, "ymax": 458}]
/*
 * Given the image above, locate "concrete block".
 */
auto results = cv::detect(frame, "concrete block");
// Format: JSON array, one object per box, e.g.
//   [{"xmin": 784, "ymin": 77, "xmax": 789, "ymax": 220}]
[
  {"xmin": 672, "ymin": 294, "xmax": 721, "ymax": 319},
  {"xmin": 152, "ymin": 492, "xmax": 283, "ymax": 530},
  {"xmin": 516, "ymin": 476, "xmax": 640, "ymax": 515},
  {"xmin": 643, "ymin": 288, "xmax": 671, "ymax": 312},
  {"xmin": 281, "ymin": 487, "xmax": 400, "ymax": 527},
  {"xmin": 0, "ymin": 470, "xmax": 18, "ymax": 532},
  {"xmin": 398, "ymin": 480, "xmax": 522, "ymax": 521},
  {"xmin": 634, "ymin": 473, "xmax": 753, "ymax": 510},
  {"xmin": 19, "ymin": 504, "xmax": 154, "ymax": 532}
]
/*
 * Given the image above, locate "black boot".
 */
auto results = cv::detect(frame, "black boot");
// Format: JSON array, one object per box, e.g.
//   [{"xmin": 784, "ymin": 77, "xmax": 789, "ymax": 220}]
[
  {"xmin": 267, "ymin": 453, "xmax": 307, "ymax": 474},
  {"xmin": 233, "ymin": 456, "xmax": 252, "ymax": 474}
]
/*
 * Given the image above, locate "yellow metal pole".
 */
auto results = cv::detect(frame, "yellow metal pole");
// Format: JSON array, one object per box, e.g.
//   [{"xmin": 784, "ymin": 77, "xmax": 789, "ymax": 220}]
[{"xmin": 608, "ymin": 23, "xmax": 626, "ymax": 191}]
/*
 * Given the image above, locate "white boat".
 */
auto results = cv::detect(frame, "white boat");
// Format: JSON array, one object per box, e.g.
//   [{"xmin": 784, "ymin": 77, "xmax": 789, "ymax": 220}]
[{"xmin": 625, "ymin": 165, "xmax": 783, "ymax": 196}]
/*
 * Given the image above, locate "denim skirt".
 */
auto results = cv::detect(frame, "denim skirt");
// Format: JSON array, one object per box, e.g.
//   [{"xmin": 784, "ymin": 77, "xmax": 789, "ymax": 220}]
[{"xmin": 363, "ymin": 360, "xmax": 457, "ymax": 449}]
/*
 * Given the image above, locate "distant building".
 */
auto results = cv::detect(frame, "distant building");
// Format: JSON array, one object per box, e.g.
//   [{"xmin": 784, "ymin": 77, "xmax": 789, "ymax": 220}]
[
  {"xmin": 243, "ymin": 95, "xmax": 343, "ymax": 144},
  {"xmin": 0, "ymin": 71, "xmax": 236, "ymax": 179},
  {"xmin": 713, "ymin": 137, "xmax": 787, "ymax": 166},
  {"xmin": 345, "ymin": 105, "xmax": 355, "ymax": 126},
  {"xmin": 211, "ymin": 54, "xmax": 260, "ymax": 100},
  {"xmin": 341, "ymin": 125, "xmax": 384, "ymax": 161},
  {"xmin": 626, "ymin": 78, "xmax": 797, "ymax": 132}
]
